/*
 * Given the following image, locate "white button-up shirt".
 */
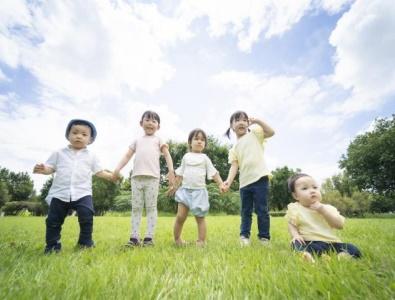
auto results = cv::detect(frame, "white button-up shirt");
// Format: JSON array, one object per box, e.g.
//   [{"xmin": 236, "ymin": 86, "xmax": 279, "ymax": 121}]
[{"xmin": 45, "ymin": 146, "xmax": 103, "ymax": 204}]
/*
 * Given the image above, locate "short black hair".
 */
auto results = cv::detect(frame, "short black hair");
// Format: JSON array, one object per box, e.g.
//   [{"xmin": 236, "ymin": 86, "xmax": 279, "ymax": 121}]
[
  {"xmin": 141, "ymin": 110, "xmax": 160, "ymax": 124},
  {"xmin": 287, "ymin": 173, "xmax": 310, "ymax": 193},
  {"xmin": 188, "ymin": 128, "xmax": 207, "ymax": 150}
]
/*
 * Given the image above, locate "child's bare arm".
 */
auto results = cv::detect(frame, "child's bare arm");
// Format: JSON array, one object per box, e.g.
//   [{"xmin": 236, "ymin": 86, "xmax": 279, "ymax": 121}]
[
  {"xmin": 161, "ymin": 146, "xmax": 175, "ymax": 186},
  {"xmin": 224, "ymin": 161, "xmax": 238, "ymax": 191},
  {"xmin": 114, "ymin": 148, "xmax": 135, "ymax": 179},
  {"xmin": 212, "ymin": 172, "xmax": 225, "ymax": 192},
  {"xmin": 249, "ymin": 117, "xmax": 275, "ymax": 138},
  {"xmin": 288, "ymin": 222, "xmax": 305, "ymax": 244},
  {"xmin": 310, "ymin": 202, "xmax": 345, "ymax": 229},
  {"xmin": 33, "ymin": 163, "xmax": 54, "ymax": 175}
]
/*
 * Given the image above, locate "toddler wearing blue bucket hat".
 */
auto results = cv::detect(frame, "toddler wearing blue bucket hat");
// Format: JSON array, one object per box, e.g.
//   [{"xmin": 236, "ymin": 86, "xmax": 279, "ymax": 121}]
[{"xmin": 34, "ymin": 119, "xmax": 114, "ymax": 254}]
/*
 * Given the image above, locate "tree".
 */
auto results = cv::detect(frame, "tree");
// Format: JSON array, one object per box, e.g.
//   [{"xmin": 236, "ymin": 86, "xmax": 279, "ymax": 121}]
[
  {"xmin": 339, "ymin": 115, "xmax": 395, "ymax": 211},
  {"xmin": 269, "ymin": 166, "xmax": 299, "ymax": 210},
  {"xmin": 0, "ymin": 180, "xmax": 10, "ymax": 208},
  {"xmin": 162, "ymin": 136, "xmax": 231, "ymax": 187},
  {"xmin": 339, "ymin": 115, "xmax": 395, "ymax": 195},
  {"xmin": 0, "ymin": 167, "xmax": 34, "ymax": 201}
]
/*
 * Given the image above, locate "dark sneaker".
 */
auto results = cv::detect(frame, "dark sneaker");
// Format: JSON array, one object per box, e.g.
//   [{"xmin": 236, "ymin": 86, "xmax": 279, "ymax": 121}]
[
  {"xmin": 126, "ymin": 237, "xmax": 141, "ymax": 247},
  {"xmin": 44, "ymin": 243, "xmax": 61, "ymax": 254},
  {"xmin": 142, "ymin": 237, "xmax": 154, "ymax": 247},
  {"xmin": 77, "ymin": 241, "xmax": 95, "ymax": 249}
]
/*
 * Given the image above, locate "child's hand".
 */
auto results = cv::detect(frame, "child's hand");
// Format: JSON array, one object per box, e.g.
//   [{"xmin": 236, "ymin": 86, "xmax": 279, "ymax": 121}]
[
  {"xmin": 112, "ymin": 170, "xmax": 121, "ymax": 182},
  {"xmin": 167, "ymin": 185, "xmax": 177, "ymax": 197},
  {"xmin": 248, "ymin": 117, "xmax": 257, "ymax": 125},
  {"xmin": 292, "ymin": 235, "xmax": 305, "ymax": 245},
  {"xmin": 167, "ymin": 171, "xmax": 175, "ymax": 187},
  {"xmin": 33, "ymin": 163, "xmax": 46, "ymax": 174},
  {"xmin": 222, "ymin": 181, "xmax": 230, "ymax": 193},
  {"xmin": 309, "ymin": 201, "xmax": 324, "ymax": 212}
]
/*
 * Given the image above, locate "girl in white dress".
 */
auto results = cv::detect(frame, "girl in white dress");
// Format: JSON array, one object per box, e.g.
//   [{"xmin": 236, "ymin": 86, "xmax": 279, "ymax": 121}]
[{"xmin": 169, "ymin": 129, "xmax": 224, "ymax": 246}]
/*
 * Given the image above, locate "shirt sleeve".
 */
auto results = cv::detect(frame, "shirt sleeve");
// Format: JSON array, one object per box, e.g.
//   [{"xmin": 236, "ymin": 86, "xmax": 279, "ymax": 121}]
[
  {"xmin": 91, "ymin": 153, "xmax": 103, "ymax": 174},
  {"xmin": 129, "ymin": 139, "xmax": 137, "ymax": 151},
  {"xmin": 175, "ymin": 155, "xmax": 186, "ymax": 176},
  {"xmin": 285, "ymin": 203, "xmax": 299, "ymax": 226},
  {"xmin": 251, "ymin": 125, "xmax": 265, "ymax": 144},
  {"xmin": 205, "ymin": 155, "xmax": 218, "ymax": 180},
  {"xmin": 45, "ymin": 151, "xmax": 58, "ymax": 170},
  {"xmin": 228, "ymin": 147, "xmax": 237, "ymax": 164}
]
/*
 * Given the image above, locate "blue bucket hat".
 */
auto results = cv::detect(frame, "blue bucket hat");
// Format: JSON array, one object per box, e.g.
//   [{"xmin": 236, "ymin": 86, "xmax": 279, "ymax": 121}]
[{"xmin": 65, "ymin": 119, "xmax": 97, "ymax": 144}]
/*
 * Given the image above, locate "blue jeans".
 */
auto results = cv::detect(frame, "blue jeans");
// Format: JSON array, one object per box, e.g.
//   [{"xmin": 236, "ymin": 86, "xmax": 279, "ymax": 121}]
[
  {"xmin": 292, "ymin": 240, "xmax": 362, "ymax": 258},
  {"xmin": 46, "ymin": 196, "xmax": 95, "ymax": 249},
  {"xmin": 239, "ymin": 176, "xmax": 270, "ymax": 239}
]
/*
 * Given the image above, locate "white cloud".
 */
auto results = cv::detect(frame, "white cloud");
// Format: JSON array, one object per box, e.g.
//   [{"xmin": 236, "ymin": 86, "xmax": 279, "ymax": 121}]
[
  {"xmin": 329, "ymin": 0, "xmax": 395, "ymax": 115},
  {"xmin": 0, "ymin": 68, "xmax": 10, "ymax": 81},
  {"xmin": 176, "ymin": 0, "xmax": 354, "ymax": 52},
  {"xmin": 0, "ymin": 0, "xmax": 192, "ymax": 101}
]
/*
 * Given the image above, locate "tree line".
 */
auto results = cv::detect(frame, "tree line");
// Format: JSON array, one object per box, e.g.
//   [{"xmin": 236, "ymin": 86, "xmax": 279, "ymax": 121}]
[{"xmin": 1, "ymin": 115, "xmax": 394, "ymax": 216}]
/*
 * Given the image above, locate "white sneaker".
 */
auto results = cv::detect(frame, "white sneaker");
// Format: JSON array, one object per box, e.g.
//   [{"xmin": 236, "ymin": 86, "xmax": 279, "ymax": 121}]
[
  {"xmin": 240, "ymin": 236, "xmax": 251, "ymax": 247},
  {"xmin": 259, "ymin": 237, "xmax": 270, "ymax": 246}
]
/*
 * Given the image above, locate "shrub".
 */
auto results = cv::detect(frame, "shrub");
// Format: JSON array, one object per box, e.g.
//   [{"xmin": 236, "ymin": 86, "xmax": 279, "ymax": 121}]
[{"xmin": 1, "ymin": 201, "xmax": 45, "ymax": 216}]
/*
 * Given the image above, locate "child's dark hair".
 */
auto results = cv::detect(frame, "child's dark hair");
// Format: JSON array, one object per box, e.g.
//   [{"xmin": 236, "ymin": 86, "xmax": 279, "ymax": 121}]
[
  {"xmin": 287, "ymin": 173, "xmax": 310, "ymax": 193},
  {"xmin": 141, "ymin": 110, "xmax": 160, "ymax": 124},
  {"xmin": 225, "ymin": 110, "xmax": 249, "ymax": 138},
  {"xmin": 188, "ymin": 128, "xmax": 207, "ymax": 150}
]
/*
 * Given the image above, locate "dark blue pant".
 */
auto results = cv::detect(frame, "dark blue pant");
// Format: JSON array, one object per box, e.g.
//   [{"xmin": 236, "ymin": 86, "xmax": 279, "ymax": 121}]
[
  {"xmin": 46, "ymin": 196, "xmax": 94, "ymax": 249},
  {"xmin": 292, "ymin": 240, "xmax": 362, "ymax": 258},
  {"xmin": 239, "ymin": 176, "xmax": 270, "ymax": 239}
]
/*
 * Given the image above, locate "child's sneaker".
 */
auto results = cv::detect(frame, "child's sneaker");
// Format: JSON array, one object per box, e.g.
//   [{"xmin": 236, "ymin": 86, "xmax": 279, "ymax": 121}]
[
  {"xmin": 126, "ymin": 237, "xmax": 141, "ymax": 247},
  {"xmin": 258, "ymin": 237, "xmax": 270, "ymax": 246},
  {"xmin": 44, "ymin": 243, "xmax": 61, "ymax": 254},
  {"xmin": 142, "ymin": 237, "xmax": 154, "ymax": 247},
  {"xmin": 240, "ymin": 236, "xmax": 251, "ymax": 247}
]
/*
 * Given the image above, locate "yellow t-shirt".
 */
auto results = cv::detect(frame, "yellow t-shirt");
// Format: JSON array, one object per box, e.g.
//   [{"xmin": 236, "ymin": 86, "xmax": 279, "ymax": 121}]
[
  {"xmin": 228, "ymin": 125, "xmax": 270, "ymax": 188},
  {"xmin": 285, "ymin": 202, "xmax": 344, "ymax": 242}
]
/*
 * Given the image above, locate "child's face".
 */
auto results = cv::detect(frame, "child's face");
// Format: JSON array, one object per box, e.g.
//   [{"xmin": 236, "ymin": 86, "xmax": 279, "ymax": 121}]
[
  {"xmin": 67, "ymin": 125, "xmax": 91, "ymax": 149},
  {"xmin": 140, "ymin": 117, "xmax": 159, "ymax": 135},
  {"xmin": 232, "ymin": 116, "xmax": 249, "ymax": 138},
  {"xmin": 292, "ymin": 176, "xmax": 322, "ymax": 207},
  {"xmin": 190, "ymin": 132, "xmax": 206, "ymax": 153}
]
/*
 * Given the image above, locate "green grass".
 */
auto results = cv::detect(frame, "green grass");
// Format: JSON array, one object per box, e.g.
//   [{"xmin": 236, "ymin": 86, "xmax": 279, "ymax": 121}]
[{"xmin": 0, "ymin": 216, "xmax": 394, "ymax": 299}]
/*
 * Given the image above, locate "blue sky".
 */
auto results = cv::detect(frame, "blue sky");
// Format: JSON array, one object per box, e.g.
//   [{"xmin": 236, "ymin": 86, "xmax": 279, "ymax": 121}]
[{"xmin": 0, "ymin": 0, "xmax": 394, "ymax": 191}]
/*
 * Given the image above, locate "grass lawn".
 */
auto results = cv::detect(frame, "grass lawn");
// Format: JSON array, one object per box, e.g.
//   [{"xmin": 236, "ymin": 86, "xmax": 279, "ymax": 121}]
[{"xmin": 0, "ymin": 216, "xmax": 394, "ymax": 299}]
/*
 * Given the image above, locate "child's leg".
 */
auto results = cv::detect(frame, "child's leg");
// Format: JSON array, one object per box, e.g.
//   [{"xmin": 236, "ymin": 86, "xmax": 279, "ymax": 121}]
[
  {"xmin": 174, "ymin": 203, "xmax": 189, "ymax": 244},
  {"xmin": 195, "ymin": 216, "xmax": 206, "ymax": 246},
  {"xmin": 131, "ymin": 177, "xmax": 144, "ymax": 239},
  {"xmin": 292, "ymin": 240, "xmax": 330, "ymax": 256},
  {"xmin": 332, "ymin": 242, "xmax": 362, "ymax": 258},
  {"xmin": 239, "ymin": 187, "xmax": 254, "ymax": 238},
  {"xmin": 73, "ymin": 195, "xmax": 95, "ymax": 247},
  {"xmin": 144, "ymin": 177, "xmax": 160, "ymax": 239},
  {"xmin": 45, "ymin": 198, "xmax": 69, "ymax": 251},
  {"xmin": 253, "ymin": 177, "xmax": 270, "ymax": 240}
]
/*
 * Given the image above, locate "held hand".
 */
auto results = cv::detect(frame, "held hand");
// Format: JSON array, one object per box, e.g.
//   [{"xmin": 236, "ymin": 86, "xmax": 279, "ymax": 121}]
[
  {"xmin": 167, "ymin": 185, "xmax": 176, "ymax": 197},
  {"xmin": 112, "ymin": 171, "xmax": 121, "ymax": 182},
  {"xmin": 221, "ymin": 181, "xmax": 230, "ymax": 193},
  {"xmin": 33, "ymin": 163, "xmax": 46, "ymax": 174},
  {"xmin": 167, "ymin": 171, "xmax": 176, "ymax": 187}
]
